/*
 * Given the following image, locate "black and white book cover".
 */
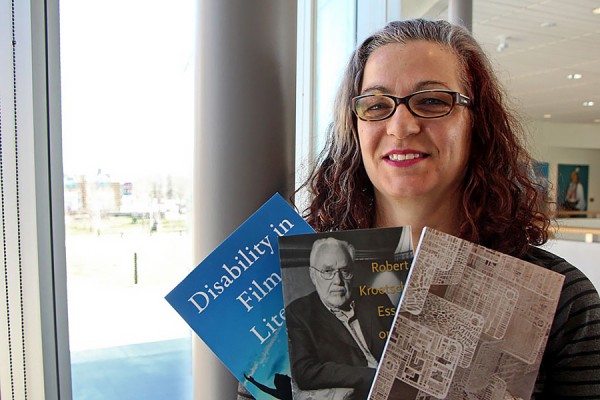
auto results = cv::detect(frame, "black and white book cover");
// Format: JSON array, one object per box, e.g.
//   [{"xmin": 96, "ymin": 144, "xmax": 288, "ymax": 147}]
[
  {"xmin": 369, "ymin": 227, "xmax": 564, "ymax": 400},
  {"xmin": 279, "ymin": 227, "xmax": 413, "ymax": 400}
]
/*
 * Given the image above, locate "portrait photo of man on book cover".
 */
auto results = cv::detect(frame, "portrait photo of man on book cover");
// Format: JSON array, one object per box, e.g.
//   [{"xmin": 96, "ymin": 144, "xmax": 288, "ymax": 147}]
[{"xmin": 278, "ymin": 227, "xmax": 413, "ymax": 400}]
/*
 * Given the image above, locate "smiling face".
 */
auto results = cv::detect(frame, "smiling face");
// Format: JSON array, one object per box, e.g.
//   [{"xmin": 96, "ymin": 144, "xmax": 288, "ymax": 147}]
[{"xmin": 357, "ymin": 40, "xmax": 472, "ymax": 210}]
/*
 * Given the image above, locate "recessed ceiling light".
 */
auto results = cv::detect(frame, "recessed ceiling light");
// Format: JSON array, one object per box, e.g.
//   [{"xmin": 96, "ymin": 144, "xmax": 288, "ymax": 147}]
[
  {"xmin": 543, "ymin": 114, "xmax": 552, "ymax": 118},
  {"xmin": 594, "ymin": 119, "xmax": 600, "ymax": 123},
  {"xmin": 496, "ymin": 35, "xmax": 510, "ymax": 52},
  {"xmin": 540, "ymin": 22, "xmax": 556, "ymax": 28},
  {"xmin": 567, "ymin": 73, "xmax": 583, "ymax": 79},
  {"xmin": 583, "ymin": 101, "xmax": 595, "ymax": 107},
  {"xmin": 593, "ymin": 7, "xmax": 600, "ymax": 15}
]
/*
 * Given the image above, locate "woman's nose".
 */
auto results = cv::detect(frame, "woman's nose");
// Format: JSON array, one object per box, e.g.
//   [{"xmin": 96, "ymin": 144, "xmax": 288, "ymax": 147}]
[{"xmin": 386, "ymin": 103, "xmax": 421, "ymax": 140}]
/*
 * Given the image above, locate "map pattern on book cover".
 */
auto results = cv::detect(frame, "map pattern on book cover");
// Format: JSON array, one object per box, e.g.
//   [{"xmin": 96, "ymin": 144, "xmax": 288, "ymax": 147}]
[
  {"xmin": 165, "ymin": 193, "xmax": 315, "ymax": 400},
  {"xmin": 278, "ymin": 227, "xmax": 413, "ymax": 400},
  {"xmin": 369, "ymin": 228, "xmax": 565, "ymax": 400}
]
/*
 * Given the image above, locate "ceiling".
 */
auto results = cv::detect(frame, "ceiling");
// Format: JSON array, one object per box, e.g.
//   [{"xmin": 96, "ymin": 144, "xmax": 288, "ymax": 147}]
[{"xmin": 433, "ymin": 0, "xmax": 600, "ymax": 125}]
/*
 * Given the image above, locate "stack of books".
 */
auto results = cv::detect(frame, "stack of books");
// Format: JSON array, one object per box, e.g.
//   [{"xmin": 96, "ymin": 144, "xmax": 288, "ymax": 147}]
[{"xmin": 166, "ymin": 194, "xmax": 564, "ymax": 400}]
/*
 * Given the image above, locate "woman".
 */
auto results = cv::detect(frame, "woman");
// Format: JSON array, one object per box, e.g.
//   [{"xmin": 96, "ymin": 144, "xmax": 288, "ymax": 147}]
[{"xmin": 299, "ymin": 19, "xmax": 600, "ymax": 399}]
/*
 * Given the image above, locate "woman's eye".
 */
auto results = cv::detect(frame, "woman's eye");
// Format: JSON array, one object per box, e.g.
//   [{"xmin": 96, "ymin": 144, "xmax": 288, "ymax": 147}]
[
  {"xmin": 419, "ymin": 97, "xmax": 448, "ymax": 106},
  {"xmin": 367, "ymin": 101, "xmax": 392, "ymax": 111}
]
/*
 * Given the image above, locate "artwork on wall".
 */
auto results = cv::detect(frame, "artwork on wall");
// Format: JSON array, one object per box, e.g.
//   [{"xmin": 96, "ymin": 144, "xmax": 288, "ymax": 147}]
[
  {"xmin": 532, "ymin": 161, "xmax": 550, "ymax": 196},
  {"xmin": 557, "ymin": 164, "xmax": 589, "ymax": 213}
]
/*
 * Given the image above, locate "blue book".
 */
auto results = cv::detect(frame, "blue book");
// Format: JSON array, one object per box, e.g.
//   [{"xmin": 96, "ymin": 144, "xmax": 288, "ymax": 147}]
[{"xmin": 165, "ymin": 193, "xmax": 315, "ymax": 400}]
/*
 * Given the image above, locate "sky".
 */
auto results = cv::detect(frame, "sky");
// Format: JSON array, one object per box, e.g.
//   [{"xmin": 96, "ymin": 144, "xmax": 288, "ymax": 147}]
[{"xmin": 59, "ymin": 0, "xmax": 195, "ymax": 181}]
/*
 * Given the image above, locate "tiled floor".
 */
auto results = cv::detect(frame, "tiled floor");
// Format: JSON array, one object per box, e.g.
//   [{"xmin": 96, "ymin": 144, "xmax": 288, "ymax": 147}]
[{"xmin": 71, "ymin": 338, "xmax": 192, "ymax": 399}]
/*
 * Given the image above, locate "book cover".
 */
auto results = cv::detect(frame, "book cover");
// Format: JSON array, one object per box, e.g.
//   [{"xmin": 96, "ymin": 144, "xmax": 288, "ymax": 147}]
[
  {"xmin": 368, "ymin": 227, "xmax": 565, "ymax": 400},
  {"xmin": 165, "ymin": 193, "xmax": 315, "ymax": 400},
  {"xmin": 278, "ymin": 227, "xmax": 414, "ymax": 400}
]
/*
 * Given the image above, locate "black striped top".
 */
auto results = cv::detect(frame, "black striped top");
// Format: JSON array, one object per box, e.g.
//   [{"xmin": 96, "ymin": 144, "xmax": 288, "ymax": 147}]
[{"xmin": 524, "ymin": 246, "xmax": 600, "ymax": 399}]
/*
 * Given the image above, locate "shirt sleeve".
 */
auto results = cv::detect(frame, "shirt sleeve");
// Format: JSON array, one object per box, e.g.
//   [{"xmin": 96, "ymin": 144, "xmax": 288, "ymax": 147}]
[{"xmin": 532, "ymin": 254, "xmax": 600, "ymax": 399}]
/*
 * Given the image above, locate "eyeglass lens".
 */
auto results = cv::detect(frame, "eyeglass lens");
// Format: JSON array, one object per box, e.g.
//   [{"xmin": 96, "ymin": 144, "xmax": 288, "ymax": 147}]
[
  {"xmin": 316, "ymin": 268, "xmax": 353, "ymax": 280},
  {"xmin": 355, "ymin": 91, "xmax": 456, "ymax": 120}
]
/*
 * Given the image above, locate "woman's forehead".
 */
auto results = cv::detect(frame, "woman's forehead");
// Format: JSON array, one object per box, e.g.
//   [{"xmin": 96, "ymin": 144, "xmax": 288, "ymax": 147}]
[{"xmin": 361, "ymin": 41, "xmax": 464, "ymax": 94}]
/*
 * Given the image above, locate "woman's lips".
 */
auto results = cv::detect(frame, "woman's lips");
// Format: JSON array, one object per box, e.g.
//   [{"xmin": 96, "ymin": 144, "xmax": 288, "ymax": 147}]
[
  {"xmin": 384, "ymin": 150, "xmax": 429, "ymax": 166},
  {"xmin": 387, "ymin": 153, "xmax": 425, "ymax": 161}
]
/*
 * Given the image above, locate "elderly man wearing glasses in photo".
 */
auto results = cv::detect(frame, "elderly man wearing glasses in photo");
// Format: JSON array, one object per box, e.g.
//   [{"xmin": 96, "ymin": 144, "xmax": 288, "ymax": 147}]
[{"xmin": 285, "ymin": 237, "xmax": 395, "ymax": 400}]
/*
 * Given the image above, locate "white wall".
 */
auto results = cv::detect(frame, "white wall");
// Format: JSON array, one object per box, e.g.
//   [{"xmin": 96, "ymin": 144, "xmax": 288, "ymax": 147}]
[
  {"xmin": 527, "ymin": 120, "xmax": 600, "ymax": 208},
  {"xmin": 542, "ymin": 240, "xmax": 600, "ymax": 292}
]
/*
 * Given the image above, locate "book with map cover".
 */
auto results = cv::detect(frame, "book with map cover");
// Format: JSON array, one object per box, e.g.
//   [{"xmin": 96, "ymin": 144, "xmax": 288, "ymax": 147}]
[
  {"xmin": 368, "ymin": 227, "xmax": 565, "ymax": 400},
  {"xmin": 165, "ymin": 193, "xmax": 315, "ymax": 400},
  {"xmin": 278, "ymin": 227, "xmax": 414, "ymax": 400}
]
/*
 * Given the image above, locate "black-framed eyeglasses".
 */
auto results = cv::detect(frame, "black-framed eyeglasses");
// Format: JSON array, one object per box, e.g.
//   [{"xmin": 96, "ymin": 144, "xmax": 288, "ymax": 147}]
[
  {"xmin": 352, "ymin": 89, "xmax": 471, "ymax": 121},
  {"xmin": 310, "ymin": 266, "xmax": 354, "ymax": 280}
]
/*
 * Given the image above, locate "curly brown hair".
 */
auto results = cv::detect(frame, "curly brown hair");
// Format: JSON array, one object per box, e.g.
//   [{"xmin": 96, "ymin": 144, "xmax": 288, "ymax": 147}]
[{"xmin": 298, "ymin": 19, "xmax": 549, "ymax": 257}]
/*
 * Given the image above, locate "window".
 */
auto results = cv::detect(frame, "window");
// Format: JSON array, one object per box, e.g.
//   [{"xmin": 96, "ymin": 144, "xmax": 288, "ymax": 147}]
[
  {"xmin": 59, "ymin": 1, "xmax": 194, "ymax": 398},
  {"xmin": 295, "ymin": 0, "xmax": 355, "ymax": 209},
  {"xmin": 314, "ymin": 0, "xmax": 356, "ymax": 153}
]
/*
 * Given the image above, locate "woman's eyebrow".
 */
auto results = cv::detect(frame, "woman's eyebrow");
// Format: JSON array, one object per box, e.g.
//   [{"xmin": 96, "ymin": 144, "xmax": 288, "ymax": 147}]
[
  {"xmin": 360, "ymin": 84, "xmax": 390, "ymax": 95},
  {"xmin": 360, "ymin": 80, "xmax": 452, "ymax": 95},
  {"xmin": 414, "ymin": 80, "xmax": 450, "ymax": 90}
]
